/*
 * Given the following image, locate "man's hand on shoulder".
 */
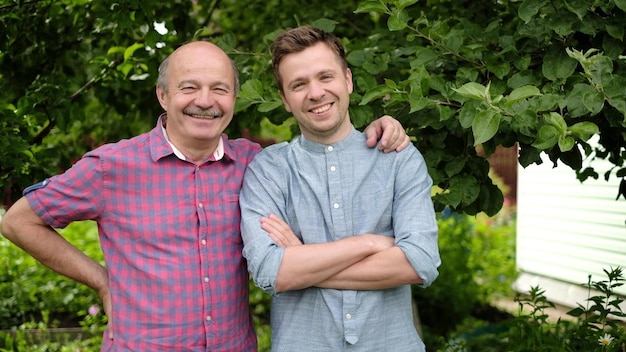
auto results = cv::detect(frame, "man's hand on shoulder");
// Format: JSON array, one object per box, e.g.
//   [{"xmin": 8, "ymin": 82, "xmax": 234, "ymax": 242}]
[{"xmin": 363, "ymin": 115, "xmax": 410, "ymax": 153}]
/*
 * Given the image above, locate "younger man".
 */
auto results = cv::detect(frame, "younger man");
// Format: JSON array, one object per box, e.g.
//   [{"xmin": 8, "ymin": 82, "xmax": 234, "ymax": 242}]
[{"xmin": 240, "ymin": 26, "xmax": 441, "ymax": 351}]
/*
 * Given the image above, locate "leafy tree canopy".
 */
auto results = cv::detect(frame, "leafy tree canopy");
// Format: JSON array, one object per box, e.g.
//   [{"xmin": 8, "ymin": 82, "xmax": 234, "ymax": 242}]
[{"xmin": 1, "ymin": 0, "xmax": 625, "ymax": 216}]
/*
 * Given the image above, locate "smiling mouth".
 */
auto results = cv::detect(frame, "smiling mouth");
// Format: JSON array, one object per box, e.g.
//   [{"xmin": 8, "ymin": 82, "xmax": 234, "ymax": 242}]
[
  {"xmin": 310, "ymin": 103, "xmax": 332, "ymax": 114},
  {"xmin": 184, "ymin": 109, "xmax": 224, "ymax": 119},
  {"xmin": 189, "ymin": 114, "xmax": 221, "ymax": 119}
]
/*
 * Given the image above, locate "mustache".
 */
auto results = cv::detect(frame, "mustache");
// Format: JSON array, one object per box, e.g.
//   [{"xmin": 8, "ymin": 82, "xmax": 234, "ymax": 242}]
[{"xmin": 184, "ymin": 108, "xmax": 224, "ymax": 118}]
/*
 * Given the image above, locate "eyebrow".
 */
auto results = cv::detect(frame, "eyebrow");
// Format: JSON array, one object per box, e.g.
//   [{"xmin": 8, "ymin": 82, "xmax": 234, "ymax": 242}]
[
  {"xmin": 177, "ymin": 79, "xmax": 233, "ymax": 90},
  {"xmin": 286, "ymin": 69, "xmax": 337, "ymax": 86},
  {"xmin": 177, "ymin": 79, "xmax": 200, "ymax": 88}
]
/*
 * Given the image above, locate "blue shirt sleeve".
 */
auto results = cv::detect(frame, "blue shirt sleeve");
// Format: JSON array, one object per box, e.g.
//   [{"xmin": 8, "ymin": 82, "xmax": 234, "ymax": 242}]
[
  {"xmin": 240, "ymin": 145, "xmax": 289, "ymax": 296},
  {"xmin": 391, "ymin": 146, "xmax": 441, "ymax": 287}
]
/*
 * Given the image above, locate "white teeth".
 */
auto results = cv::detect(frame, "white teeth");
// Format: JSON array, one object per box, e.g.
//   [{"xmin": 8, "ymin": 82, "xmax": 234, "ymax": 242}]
[
  {"xmin": 191, "ymin": 114, "xmax": 217, "ymax": 119},
  {"xmin": 311, "ymin": 104, "xmax": 331, "ymax": 114}
]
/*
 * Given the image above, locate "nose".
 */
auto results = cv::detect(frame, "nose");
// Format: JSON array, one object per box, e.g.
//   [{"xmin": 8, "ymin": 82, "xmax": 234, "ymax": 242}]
[
  {"xmin": 308, "ymin": 81, "xmax": 325, "ymax": 101},
  {"xmin": 195, "ymin": 88, "xmax": 216, "ymax": 107}
]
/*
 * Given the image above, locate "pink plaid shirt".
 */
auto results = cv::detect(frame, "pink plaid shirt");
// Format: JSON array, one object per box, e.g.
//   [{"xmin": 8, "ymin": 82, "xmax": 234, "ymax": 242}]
[{"xmin": 25, "ymin": 117, "xmax": 262, "ymax": 351}]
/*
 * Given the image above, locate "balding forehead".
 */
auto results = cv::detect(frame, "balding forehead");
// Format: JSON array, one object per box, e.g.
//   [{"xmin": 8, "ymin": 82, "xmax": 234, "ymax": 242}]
[
  {"xmin": 162, "ymin": 41, "xmax": 239, "ymax": 94},
  {"xmin": 172, "ymin": 41, "xmax": 226, "ymax": 60}
]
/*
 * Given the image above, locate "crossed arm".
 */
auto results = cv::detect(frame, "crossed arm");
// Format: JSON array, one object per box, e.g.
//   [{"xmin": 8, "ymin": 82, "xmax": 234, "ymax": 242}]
[
  {"xmin": 260, "ymin": 214, "xmax": 423, "ymax": 293},
  {"xmin": 241, "ymin": 116, "xmax": 432, "ymax": 294}
]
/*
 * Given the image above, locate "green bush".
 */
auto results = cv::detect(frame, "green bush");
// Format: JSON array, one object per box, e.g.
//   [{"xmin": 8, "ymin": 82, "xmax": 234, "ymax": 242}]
[
  {"xmin": 414, "ymin": 205, "xmax": 517, "ymax": 349},
  {"xmin": 441, "ymin": 267, "xmax": 626, "ymax": 351},
  {"xmin": 0, "ymin": 220, "xmax": 103, "ymax": 330}
]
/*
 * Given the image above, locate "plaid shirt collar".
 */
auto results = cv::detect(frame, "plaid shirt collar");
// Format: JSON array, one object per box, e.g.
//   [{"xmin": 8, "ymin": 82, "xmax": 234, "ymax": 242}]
[{"xmin": 151, "ymin": 113, "xmax": 236, "ymax": 163}]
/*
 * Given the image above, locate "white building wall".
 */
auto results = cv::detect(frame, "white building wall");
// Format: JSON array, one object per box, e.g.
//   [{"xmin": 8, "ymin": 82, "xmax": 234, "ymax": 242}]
[{"xmin": 515, "ymin": 152, "xmax": 626, "ymax": 308}]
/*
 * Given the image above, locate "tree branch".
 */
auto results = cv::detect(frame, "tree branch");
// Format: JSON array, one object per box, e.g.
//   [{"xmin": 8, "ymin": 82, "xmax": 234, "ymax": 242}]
[{"xmin": 0, "ymin": 0, "xmax": 47, "ymax": 11}]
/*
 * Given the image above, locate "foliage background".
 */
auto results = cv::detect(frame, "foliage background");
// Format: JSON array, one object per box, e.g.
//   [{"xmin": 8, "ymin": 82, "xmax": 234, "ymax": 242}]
[{"xmin": 2, "ymin": 0, "xmax": 625, "ymax": 215}]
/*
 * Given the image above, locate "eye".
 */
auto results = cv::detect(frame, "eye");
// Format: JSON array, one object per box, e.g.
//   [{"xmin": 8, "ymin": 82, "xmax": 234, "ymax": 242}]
[
  {"xmin": 290, "ymin": 82, "xmax": 305, "ymax": 91},
  {"xmin": 213, "ymin": 87, "xmax": 231, "ymax": 95},
  {"xmin": 180, "ymin": 86, "xmax": 197, "ymax": 93}
]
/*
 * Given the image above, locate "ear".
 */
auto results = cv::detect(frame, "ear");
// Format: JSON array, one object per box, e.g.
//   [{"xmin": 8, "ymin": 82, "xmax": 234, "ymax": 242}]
[
  {"xmin": 279, "ymin": 90, "xmax": 292, "ymax": 113},
  {"xmin": 156, "ymin": 86, "xmax": 168, "ymax": 111},
  {"xmin": 346, "ymin": 68, "xmax": 353, "ymax": 94}
]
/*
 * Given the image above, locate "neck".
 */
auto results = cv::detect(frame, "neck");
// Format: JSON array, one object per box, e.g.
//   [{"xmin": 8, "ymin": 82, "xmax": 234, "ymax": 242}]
[
  {"xmin": 303, "ymin": 121, "xmax": 353, "ymax": 145},
  {"xmin": 162, "ymin": 118, "xmax": 220, "ymax": 164}
]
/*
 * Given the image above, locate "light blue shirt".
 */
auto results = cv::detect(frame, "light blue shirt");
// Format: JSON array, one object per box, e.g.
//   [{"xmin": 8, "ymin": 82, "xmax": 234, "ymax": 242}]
[{"xmin": 240, "ymin": 128, "xmax": 440, "ymax": 351}]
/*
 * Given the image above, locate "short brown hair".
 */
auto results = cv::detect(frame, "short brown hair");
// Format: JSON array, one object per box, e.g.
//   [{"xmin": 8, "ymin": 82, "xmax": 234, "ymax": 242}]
[{"xmin": 271, "ymin": 26, "xmax": 348, "ymax": 92}]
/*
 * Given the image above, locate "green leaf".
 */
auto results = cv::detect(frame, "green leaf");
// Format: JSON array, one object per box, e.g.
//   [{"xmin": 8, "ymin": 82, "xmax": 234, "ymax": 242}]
[
  {"xmin": 194, "ymin": 27, "xmax": 216, "ymax": 40},
  {"xmin": 472, "ymin": 109, "xmax": 500, "ymax": 145},
  {"xmin": 442, "ymin": 30, "xmax": 463, "ymax": 52},
  {"xmin": 123, "ymin": 43, "xmax": 144, "ymax": 61},
  {"xmin": 387, "ymin": 9, "xmax": 409, "ymax": 31},
  {"xmin": 518, "ymin": 0, "xmax": 547, "ymax": 23},
  {"xmin": 347, "ymin": 50, "xmax": 373, "ymax": 67},
  {"xmin": 607, "ymin": 95, "xmax": 626, "ymax": 117},
  {"xmin": 606, "ymin": 24, "xmax": 625, "ymax": 40},
  {"xmin": 479, "ymin": 183, "xmax": 505, "ymax": 217},
  {"xmin": 310, "ymin": 18, "xmax": 338, "ymax": 33},
  {"xmin": 563, "ymin": 0, "xmax": 587, "ymax": 20},
  {"xmin": 616, "ymin": 0, "xmax": 626, "ymax": 11},
  {"xmin": 486, "ymin": 60, "xmax": 510, "ymax": 80},
  {"xmin": 354, "ymin": 1, "xmax": 388, "ymax": 14},
  {"xmin": 434, "ymin": 190, "xmax": 463, "ymax": 208},
  {"xmin": 437, "ymin": 105, "xmax": 455, "ymax": 121},
  {"xmin": 577, "ymin": 167, "xmax": 599, "ymax": 181},
  {"xmin": 360, "ymin": 85, "xmax": 394, "ymax": 105},
  {"xmin": 408, "ymin": 96, "xmax": 430, "ymax": 113},
  {"xmin": 569, "ymin": 121, "xmax": 599, "ymax": 140},
  {"xmin": 410, "ymin": 47, "xmax": 438, "ymax": 68},
  {"xmin": 257, "ymin": 100, "xmax": 284, "ymax": 113},
  {"xmin": 458, "ymin": 101, "xmax": 481, "ymax": 129},
  {"xmin": 505, "ymin": 85, "xmax": 541, "ymax": 106},
  {"xmin": 581, "ymin": 91, "xmax": 605, "ymax": 116},
  {"xmin": 558, "ymin": 136, "xmax": 575, "ymax": 152},
  {"xmin": 455, "ymin": 67, "xmax": 479, "ymax": 83},
  {"xmin": 544, "ymin": 112, "xmax": 567, "ymax": 134},
  {"xmin": 453, "ymin": 82, "xmax": 487, "ymax": 101},
  {"xmin": 444, "ymin": 157, "xmax": 466, "ymax": 177},
  {"xmin": 384, "ymin": 78, "xmax": 398, "ymax": 90},
  {"xmin": 397, "ymin": 0, "xmax": 419, "ymax": 10},
  {"xmin": 118, "ymin": 62, "xmax": 133, "ymax": 77},
  {"xmin": 560, "ymin": 147, "xmax": 582, "ymax": 170},
  {"xmin": 349, "ymin": 105, "xmax": 373, "ymax": 128},
  {"xmin": 588, "ymin": 55, "xmax": 614, "ymax": 88},
  {"xmin": 566, "ymin": 83, "xmax": 596, "ymax": 118},
  {"xmin": 238, "ymin": 79, "xmax": 264, "ymax": 101},
  {"xmin": 532, "ymin": 125, "xmax": 560, "ymax": 149},
  {"xmin": 542, "ymin": 47, "xmax": 577, "ymax": 81},
  {"xmin": 451, "ymin": 174, "xmax": 481, "ymax": 205},
  {"xmin": 535, "ymin": 94, "xmax": 561, "ymax": 111},
  {"xmin": 107, "ymin": 46, "xmax": 126, "ymax": 56}
]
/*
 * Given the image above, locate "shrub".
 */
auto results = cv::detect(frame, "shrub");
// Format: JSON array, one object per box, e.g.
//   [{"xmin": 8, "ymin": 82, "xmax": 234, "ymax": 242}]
[
  {"xmin": 0, "ymin": 220, "xmax": 102, "ymax": 330},
  {"xmin": 413, "ymin": 204, "xmax": 517, "ymax": 349},
  {"xmin": 441, "ymin": 267, "xmax": 626, "ymax": 351}
]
